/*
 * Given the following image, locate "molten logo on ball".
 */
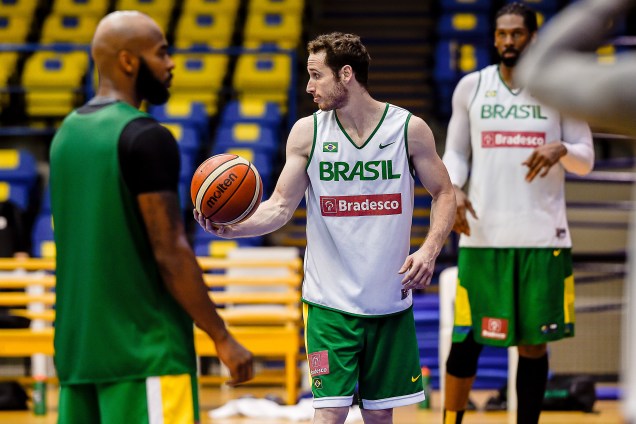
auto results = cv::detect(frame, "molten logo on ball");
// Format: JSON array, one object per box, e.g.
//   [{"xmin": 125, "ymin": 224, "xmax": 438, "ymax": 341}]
[
  {"xmin": 206, "ymin": 173, "xmax": 238, "ymax": 209},
  {"xmin": 191, "ymin": 154, "xmax": 263, "ymax": 225}
]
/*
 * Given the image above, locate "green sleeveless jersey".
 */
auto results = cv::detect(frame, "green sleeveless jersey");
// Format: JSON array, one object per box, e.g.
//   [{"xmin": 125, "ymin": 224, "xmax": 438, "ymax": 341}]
[{"xmin": 50, "ymin": 101, "xmax": 196, "ymax": 384}]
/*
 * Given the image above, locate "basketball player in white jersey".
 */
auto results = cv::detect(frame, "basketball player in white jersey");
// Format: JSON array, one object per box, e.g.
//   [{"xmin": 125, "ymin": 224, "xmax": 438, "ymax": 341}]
[
  {"xmin": 195, "ymin": 32, "xmax": 456, "ymax": 423},
  {"xmin": 441, "ymin": 4, "xmax": 594, "ymax": 424},
  {"xmin": 516, "ymin": 0, "xmax": 636, "ymax": 421}
]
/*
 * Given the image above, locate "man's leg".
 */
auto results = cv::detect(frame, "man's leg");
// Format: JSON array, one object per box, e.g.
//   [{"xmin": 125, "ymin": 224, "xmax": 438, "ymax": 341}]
[
  {"xmin": 360, "ymin": 408, "xmax": 393, "ymax": 423},
  {"xmin": 443, "ymin": 333, "xmax": 483, "ymax": 423},
  {"xmin": 313, "ymin": 406, "xmax": 349, "ymax": 424},
  {"xmin": 516, "ymin": 343, "xmax": 548, "ymax": 424}
]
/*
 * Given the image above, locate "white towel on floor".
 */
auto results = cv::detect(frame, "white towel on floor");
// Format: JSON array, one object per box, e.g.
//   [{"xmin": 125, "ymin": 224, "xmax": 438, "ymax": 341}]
[{"xmin": 208, "ymin": 398, "xmax": 363, "ymax": 422}]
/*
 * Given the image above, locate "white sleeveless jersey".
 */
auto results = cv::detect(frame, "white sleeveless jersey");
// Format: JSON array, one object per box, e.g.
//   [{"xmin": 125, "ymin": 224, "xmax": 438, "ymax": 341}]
[
  {"xmin": 462, "ymin": 64, "xmax": 574, "ymax": 248},
  {"xmin": 303, "ymin": 103, "xmax": 415, "ymax": 316}
]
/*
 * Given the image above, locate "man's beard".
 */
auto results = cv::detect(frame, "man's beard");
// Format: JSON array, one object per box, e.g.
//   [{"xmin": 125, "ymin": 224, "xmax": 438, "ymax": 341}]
[
  {"xmin": 136, "ymin": 57, "xmax": 170, "ymax": 105},
  {"xmin": 499, "ymin": 49, "xmax": 520, "ymax": 67},
  {"xmin": 318, "ymin": 80, "xmax": 348, "ymax": 111}
]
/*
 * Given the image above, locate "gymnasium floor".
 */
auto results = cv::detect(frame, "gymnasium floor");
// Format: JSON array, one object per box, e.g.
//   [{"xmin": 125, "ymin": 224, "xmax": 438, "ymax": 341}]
[{"xmin": 0, "ymin": 385, "xmax": 626, "ymax": 423}]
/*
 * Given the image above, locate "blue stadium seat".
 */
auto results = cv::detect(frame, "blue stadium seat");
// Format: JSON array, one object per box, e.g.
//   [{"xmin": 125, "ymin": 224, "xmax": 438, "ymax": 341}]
[
  {"xmin": 434, "ymin": 41, "xmax": 490, "ymax": 117},
  {"xmin": 0, "ymin": 182, "xmax": 30, "ymax": 211},
  {"xmin": 0, "ymin": 149, "xmax": 38, "ymax": 189},
  {"xmin": 40, "ymin": 186, "xmax": 51, "ymax": 215},
  {"xmin": 149, "ymin": 102, "xmax": 209, "ymax": 141},
  {"xmin": 162, "ymin": 123, "xmax": 202, "ymax": 157},
  {"xmin": 437, "ymin": 12, "xmax": 491, "ymax": 43},
  {"xmin": 440, "ymin": 0, "xmax": 493, "ymax": 12},
  {"xmin": 31, "ymin": 213, "xmax": 55, "ymax": 258},
  {"xmin": 220, "ymin": 100, "xmax": 282, "ymax": 131},
  {"xmin": 214, "ymin": 124, "xmax": 278, "ymax": 155}
]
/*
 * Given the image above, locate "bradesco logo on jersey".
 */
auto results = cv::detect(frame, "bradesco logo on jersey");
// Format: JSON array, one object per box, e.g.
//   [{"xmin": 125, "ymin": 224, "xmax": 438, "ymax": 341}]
[
  {"xmin": 320, "ymin": 194, "xmax": 402, "ymax": 217},
  {"xmin": 481, "ymin": 131, "xmax": 546, "ymax": 148}
]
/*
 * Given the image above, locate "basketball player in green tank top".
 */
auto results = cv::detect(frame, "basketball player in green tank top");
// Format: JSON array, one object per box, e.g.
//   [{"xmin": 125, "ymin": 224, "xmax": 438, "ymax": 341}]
[{"xmin": 50, "ymin": 11, "xmax": 252, "ymax": 423}]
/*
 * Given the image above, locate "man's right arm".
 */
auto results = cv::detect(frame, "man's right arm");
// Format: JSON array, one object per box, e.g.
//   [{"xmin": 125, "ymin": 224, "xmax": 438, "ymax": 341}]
[
  {"xmin": 442, "ymin": 73, "xmax": 479, "ymax": 235},
  {"xmin": 195, "ymin": 116, "xmax": 313, "ymax": 238},
  {"xmin": 121, "ymin": 120, "xmax": 253, "ymax": 386}
]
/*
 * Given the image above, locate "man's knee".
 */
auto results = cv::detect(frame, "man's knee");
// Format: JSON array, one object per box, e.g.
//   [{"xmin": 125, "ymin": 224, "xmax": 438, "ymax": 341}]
[
  {"xmin": 518, "ymin": 343, "xmax": 547, "ymax": 359},
  {"xmin": 360, "ymin": 408, "xmax": 393, "ymax": 424},
  {"xmin": 313, "ymin": 406, "xmax": 349, "ymax": 424},
  {"xmin": 446, "ymin": 334, "xmax": 484, "ymax": 378}
]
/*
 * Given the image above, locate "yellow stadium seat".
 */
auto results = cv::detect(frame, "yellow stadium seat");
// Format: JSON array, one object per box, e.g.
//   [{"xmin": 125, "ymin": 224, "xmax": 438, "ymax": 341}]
[
  {"xmin": 243, "ymin": 39, "xmax": 296, "ymax": 50},
  {"xmin": 172, "ymin": 53, "xmax": 229, "ymax": 89},
  {"xmin": 115, "ymin": 0, "xmax": 175, "ymax": 30},
  {"xmin": 182, "ymin": 0, "xmax": 240, "ymax": 14},
  {"xmin": 40, "ymin": 14, "xmax": 99, "ymax": 44},
  {"xmin": 0, "ymin": 53, "xmax": 19, "ymax": 113},
  {"xmin": 0, "ymin": 0, "xmax": 38, "ymax": 18},
  {"xmin": 174, "ymin": 11, "xmax": 236, "ymax": 49},
  {"xmin": 52, "ymin": 0, "xmax": 109, "ymax": 17},
  {"xmin": 0, "ymin": 53, "xmax": 18, "ymax": 87},
  {"xmin": 168, "ymin": 93, "xmax": 219, "ymax": 117},
  {"xmin": 247, "ymin": 0, "xmax": 304, "ymax": 14},
  {"xmin": 233, "ymin": 53, "xmax": 291, "ymax": 111},
  {"xmin": 0, "ymin": 15, "xmax": 32, "ymax": 43},
  {"xmin": 243, "ymin": 12, "xmax": 301, "ymax": 49},
  {"xmin": 170, "ymin": 53, "xmax": 228, "ymax": 114},
  {"xmin": 22, "ymin": 52, "xmax": 88, "ymax": 116}
]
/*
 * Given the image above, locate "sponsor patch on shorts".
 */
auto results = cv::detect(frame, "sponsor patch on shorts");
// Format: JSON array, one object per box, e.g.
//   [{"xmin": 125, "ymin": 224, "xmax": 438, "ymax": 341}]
[
  {"xmin": 481, "ymin": 317, "xmax": 509, "ymax": 340},
  {"xmin": 309, "ymin": 350, "xmax": 330, "ymax": 376}
]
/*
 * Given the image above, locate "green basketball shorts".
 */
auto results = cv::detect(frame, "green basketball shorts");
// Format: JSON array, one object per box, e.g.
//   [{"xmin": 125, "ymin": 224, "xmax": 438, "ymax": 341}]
[
  {"xmin": 57, "ymin": 373, "xmax": 199, "ymax": 424},
  {"xmin": 303, "ymin": 303, "xmax": 425, "ymax": 410},
  {"xmin": 452, "ymin": 247, "xmax": 575, "ymax": 347}
]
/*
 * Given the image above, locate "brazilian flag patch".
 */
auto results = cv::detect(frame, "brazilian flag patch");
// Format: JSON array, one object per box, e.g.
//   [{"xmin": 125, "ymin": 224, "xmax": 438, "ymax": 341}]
[{"xmin": 323, "ymin": 142, "xmax": 338, "ymax": 153}]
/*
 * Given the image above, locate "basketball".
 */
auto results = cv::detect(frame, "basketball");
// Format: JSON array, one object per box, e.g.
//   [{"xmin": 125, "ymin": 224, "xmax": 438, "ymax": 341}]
[{"xmin": 191, "ymin": 154, "xmax": 263, "ymax": 225}]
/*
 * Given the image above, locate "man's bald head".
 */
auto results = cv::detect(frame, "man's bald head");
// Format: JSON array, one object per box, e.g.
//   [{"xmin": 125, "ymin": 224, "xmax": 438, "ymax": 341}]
[
  {"xmin": 92, "ymin": 11, "xmax": 163, "ymax": 71},
  {"xmin": 91, "ymin": 11, "xmax": 173, "ymax": 106}
]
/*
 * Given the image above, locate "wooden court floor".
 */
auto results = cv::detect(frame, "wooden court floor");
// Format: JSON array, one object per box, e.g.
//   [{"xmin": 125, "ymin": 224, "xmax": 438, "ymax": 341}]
[{"xmin": 0, "ymin": 385, "xmax": 626, "ymax": 423}]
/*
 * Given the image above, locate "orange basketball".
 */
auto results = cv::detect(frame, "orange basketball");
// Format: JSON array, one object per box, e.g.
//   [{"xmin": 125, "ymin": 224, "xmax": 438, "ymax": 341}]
[{"xmin": 191, "ymin": 154, "xmax": 263, "ymax": 225}]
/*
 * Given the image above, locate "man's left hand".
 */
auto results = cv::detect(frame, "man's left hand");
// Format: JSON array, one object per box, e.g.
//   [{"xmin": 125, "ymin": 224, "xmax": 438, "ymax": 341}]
[
  {"xmin": 523, "ymin": 142, "xmax": 567, "ymax": 182},
  {"xmin": 398, "ymin": 249, "xmax": 436, "ymax": 290}
]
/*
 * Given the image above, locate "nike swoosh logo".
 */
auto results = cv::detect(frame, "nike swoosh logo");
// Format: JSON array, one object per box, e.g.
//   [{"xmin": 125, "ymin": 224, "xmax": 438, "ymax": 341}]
[
  {"xmin": 411, "ymin": 374, "xmax": 421, "ymax": 382},
  {"xmin": 553, "ymin": 249, "xmax": 561, "ymax": 257},
  {"xmin": 379, "ymin": 141, "xmax": 396, "ymax": 149}
]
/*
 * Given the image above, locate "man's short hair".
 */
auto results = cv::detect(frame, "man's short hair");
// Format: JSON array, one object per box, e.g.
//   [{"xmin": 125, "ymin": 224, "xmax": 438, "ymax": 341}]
[
  {"xmin": 496, "ymin": 2, "xmax": 538, "ymax": 34},
  {"xmin": 307, "ymin": 32, "xmax": 371, "ymax": 88}
]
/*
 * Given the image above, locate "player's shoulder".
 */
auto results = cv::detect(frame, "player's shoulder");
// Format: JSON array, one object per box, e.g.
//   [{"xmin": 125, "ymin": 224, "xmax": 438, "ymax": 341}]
[
  {"xmin": 288, "ymin": 115, "xmax": 315, "ymax": 140},
  {"xmin": 455, "ymin": 69, "xmax": 483, "ymax": 92}
]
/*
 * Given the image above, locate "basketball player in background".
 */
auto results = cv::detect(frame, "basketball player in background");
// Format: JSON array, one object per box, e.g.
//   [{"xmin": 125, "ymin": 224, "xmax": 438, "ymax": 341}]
[
  {"xmin": 50, "ymin": 11, "xmax": 252, "ymax": 423},
  {"xmin": 516, "ymin": 0, "xmax": 636, "ymax": 421},
  {"xmin": 195, "ymin": 32, "xmax": 456, "ymax": 424},
  {"xmin": 441, "ymin": 3, "xmax": 594, "ymax": 424}
]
